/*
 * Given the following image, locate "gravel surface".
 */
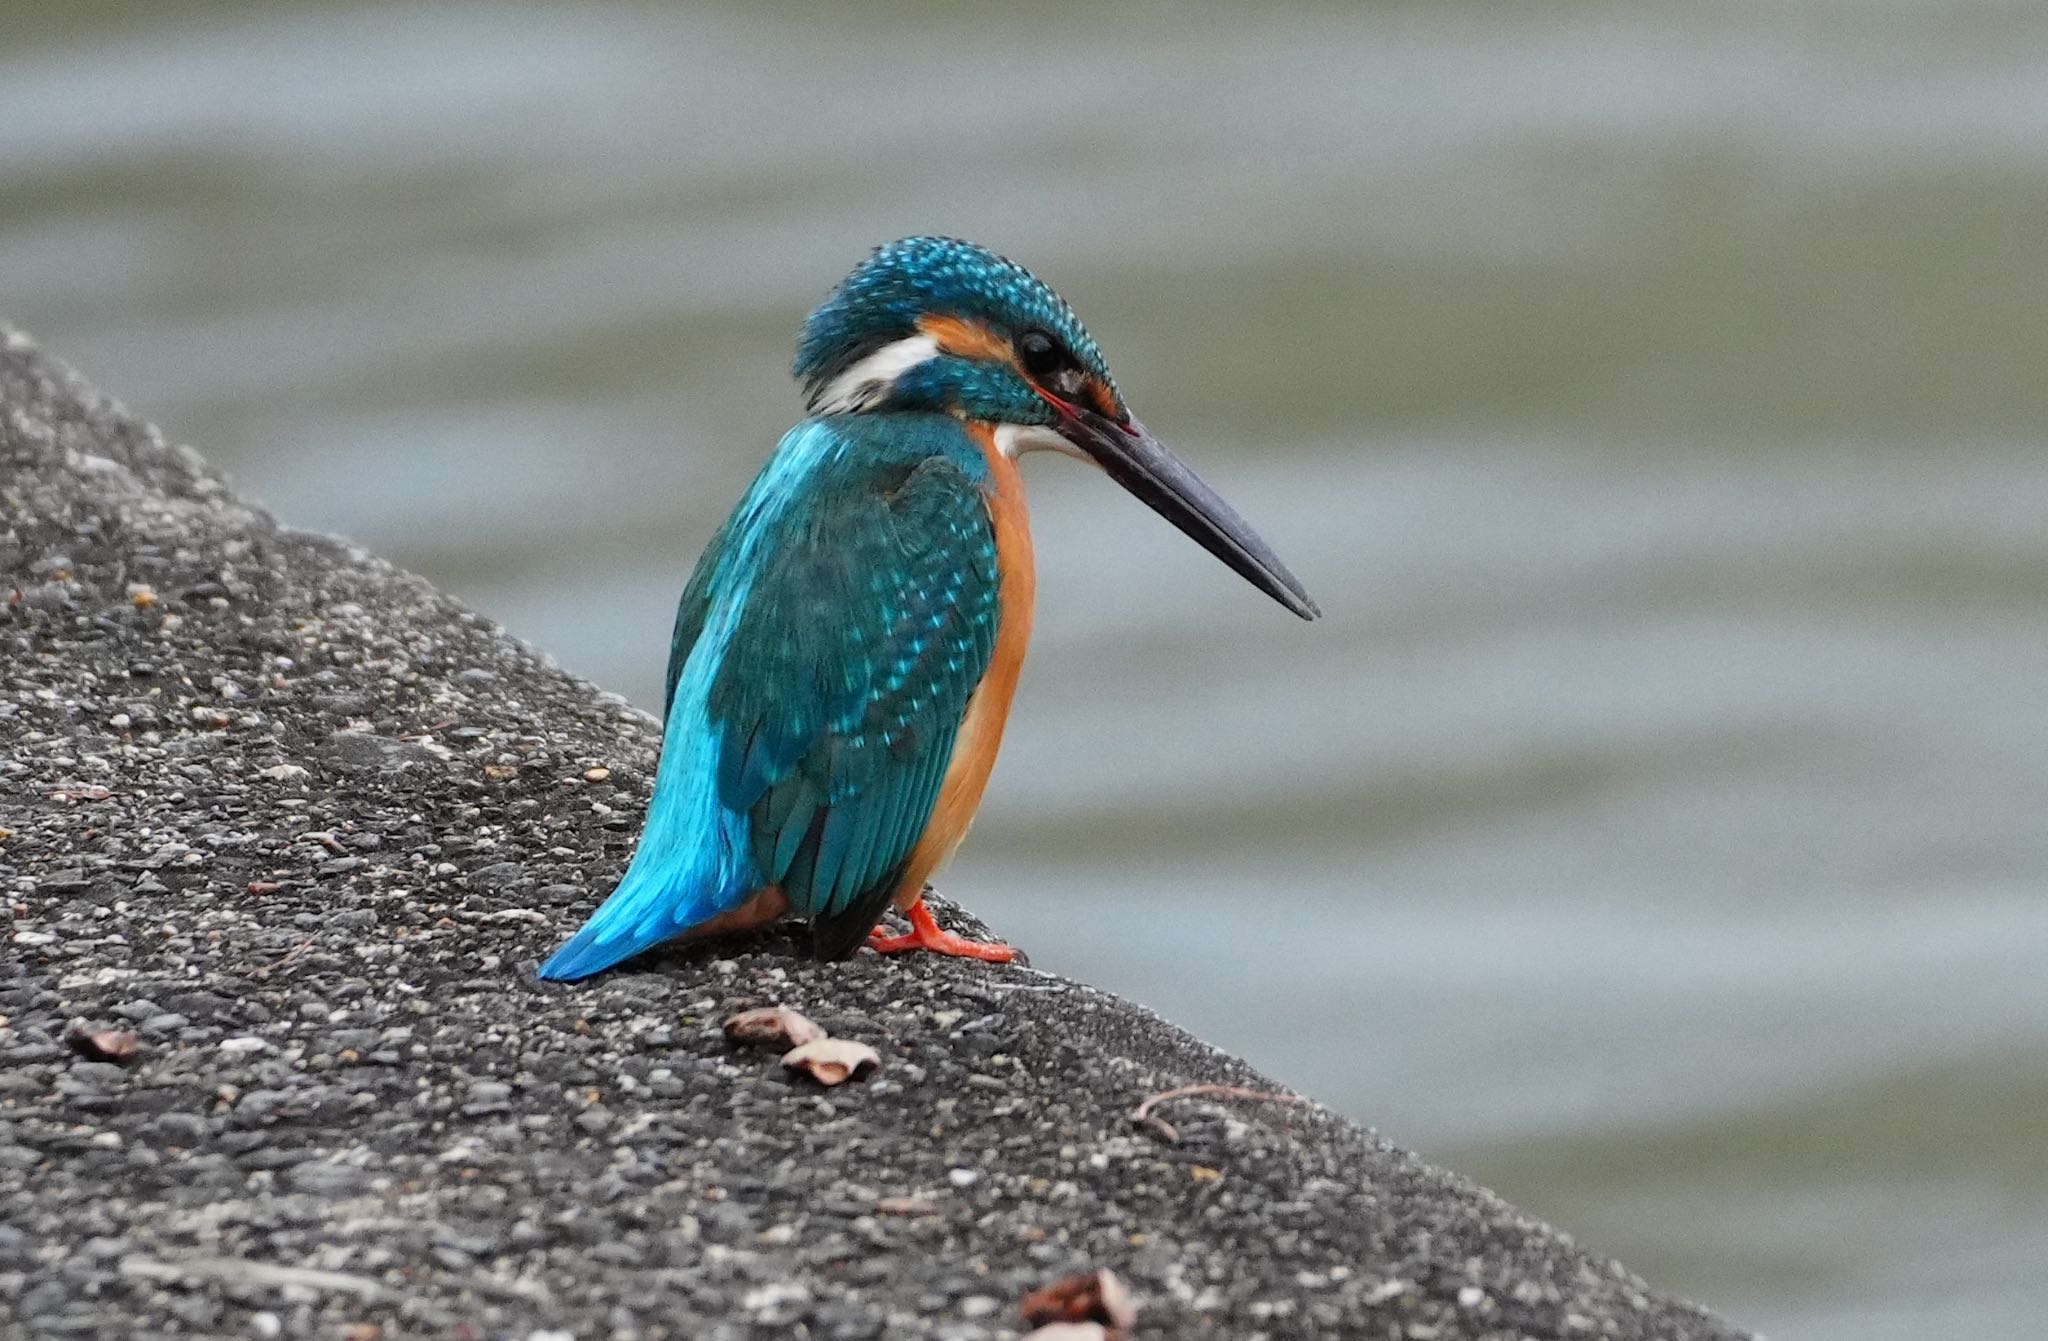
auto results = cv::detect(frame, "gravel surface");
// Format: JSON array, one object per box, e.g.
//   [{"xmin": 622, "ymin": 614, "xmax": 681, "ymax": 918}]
[{"xmin": 0, "ymin": 325, "xmax": 1752, "ymax": 1340}]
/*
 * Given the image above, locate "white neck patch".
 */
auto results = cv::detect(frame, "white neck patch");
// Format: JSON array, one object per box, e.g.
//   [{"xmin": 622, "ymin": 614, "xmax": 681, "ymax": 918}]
[
  {"xmin": 994, "ymin": 422, "xmax": 1088, "ymax": 461},
  {"xmin": 808, "ymin": 334, "xmax": 940, "ymax": 415},
  {"xmin": 810, "ymin": 336, "xmax": 1091, "ymax": 464}
]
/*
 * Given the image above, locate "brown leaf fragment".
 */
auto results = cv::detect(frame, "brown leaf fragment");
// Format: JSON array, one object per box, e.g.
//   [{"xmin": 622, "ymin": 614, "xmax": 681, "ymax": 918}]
[
  {"xmin": 780, "ymin": 1037, "xmax": 879, "ymax": 1087},
  {"xmin": 723, "ymin": 1005, "xmax": 826, "ymax": 1051},
  {"xmin": 874, "ymin": 1195, "xmax": 939, "ymax": 1217},
  {"xmin": 68, "ymin": 1024, "xmax": 140, "ymax": 1063},
  {"xmin": 1020, "ymin": 1269, "xmax": 1136, "ymax": 1335}
]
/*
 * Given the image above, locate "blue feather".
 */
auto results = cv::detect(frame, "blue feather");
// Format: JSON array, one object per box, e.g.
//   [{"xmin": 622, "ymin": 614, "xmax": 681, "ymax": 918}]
[
  {"xmin": 539, "ymin": 422, "xmax": 849, "ymax": 980},
  {"xmin": 535, "ymin": 636, "xmax": 751, "ymax": 980},
  {"xmin": 539, "ymin": 414, "xmax": 1003, "ymax": 977}
]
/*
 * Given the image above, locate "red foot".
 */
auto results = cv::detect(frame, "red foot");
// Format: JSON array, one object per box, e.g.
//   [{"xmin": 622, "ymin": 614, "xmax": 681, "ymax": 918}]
[{"xmin": 866, "ymin": 898, "xmax": 1015, "ymax": 963}]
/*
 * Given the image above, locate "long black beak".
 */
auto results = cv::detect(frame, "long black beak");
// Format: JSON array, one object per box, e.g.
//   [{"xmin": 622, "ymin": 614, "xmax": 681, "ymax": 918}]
[{"xmin": 1058, "ymin": 407, "xmax": 1320, "ymax": 620}]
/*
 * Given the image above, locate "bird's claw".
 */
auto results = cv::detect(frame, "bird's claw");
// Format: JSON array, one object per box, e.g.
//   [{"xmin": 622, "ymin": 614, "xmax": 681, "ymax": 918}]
[{"xmin": 866, "ymin": 898, "xmax": 1015, "ymax": 963}]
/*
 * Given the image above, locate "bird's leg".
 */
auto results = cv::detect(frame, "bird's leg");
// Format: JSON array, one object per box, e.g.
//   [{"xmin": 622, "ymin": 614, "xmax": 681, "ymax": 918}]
[{"xmin": 866, "ymin": 897, "xmax": 1015, "ymax": 963}]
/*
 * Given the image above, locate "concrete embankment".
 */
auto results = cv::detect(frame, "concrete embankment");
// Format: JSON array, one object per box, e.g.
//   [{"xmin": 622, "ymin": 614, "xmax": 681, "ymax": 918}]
[{"xmin": 0, "ymin": 325, "xmax": 1749, "ymax": 1340}]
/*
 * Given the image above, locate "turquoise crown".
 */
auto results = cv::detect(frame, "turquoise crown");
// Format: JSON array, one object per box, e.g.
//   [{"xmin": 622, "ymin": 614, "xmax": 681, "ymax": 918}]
[{"xmin": 793, "ymin": 237, "xmax": 1116, "ymax": 405}]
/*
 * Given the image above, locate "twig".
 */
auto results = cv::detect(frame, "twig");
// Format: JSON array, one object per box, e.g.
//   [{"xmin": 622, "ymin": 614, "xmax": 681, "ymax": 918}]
[
  {"xmin": 1129, "ymin": 1083, "xmax": 1308, "ymax": 1144},
  {"xmin": 253, "ymin": 935, "xmax": 316, "ymax": 979}
]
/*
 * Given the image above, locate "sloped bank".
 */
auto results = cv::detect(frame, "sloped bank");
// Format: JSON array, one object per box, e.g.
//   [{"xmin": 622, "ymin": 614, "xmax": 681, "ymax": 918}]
[{"xmin": 0, "ymin": 326, "xmax": 1749, "ymax": 1341}]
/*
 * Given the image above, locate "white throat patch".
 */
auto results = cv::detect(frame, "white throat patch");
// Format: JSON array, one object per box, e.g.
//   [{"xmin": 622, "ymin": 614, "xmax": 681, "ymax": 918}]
[
  {"xmin": 809, "ymin": 334, "xmax": 941, "ymax": 415},
  {"xmin": 993, "ymin": 422, "xmax": 1085, "ymax": 460}
]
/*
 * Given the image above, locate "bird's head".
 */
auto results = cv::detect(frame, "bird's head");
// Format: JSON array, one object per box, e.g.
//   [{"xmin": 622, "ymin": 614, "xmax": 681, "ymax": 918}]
[{"xmin": 795, "ymin": 236, "xmax": 1319, "ymax": 620}]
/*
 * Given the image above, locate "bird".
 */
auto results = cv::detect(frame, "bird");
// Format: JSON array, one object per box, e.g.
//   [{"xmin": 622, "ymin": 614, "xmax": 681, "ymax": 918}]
[{"xmin": 539, "ymin": 236, "xmax": 1317, "ymax": 981}]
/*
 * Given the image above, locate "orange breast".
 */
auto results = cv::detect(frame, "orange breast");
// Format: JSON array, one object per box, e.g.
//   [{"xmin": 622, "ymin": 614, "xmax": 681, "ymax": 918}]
[{"xmin": 892, "ymin": 422, "xmax": 1036, "ymax": 907}]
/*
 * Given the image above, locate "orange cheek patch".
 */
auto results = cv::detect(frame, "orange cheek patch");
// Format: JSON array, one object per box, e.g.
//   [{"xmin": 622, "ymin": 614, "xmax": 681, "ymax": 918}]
[
  {"xmin": 917, "ymin": 313, "xmax": 1017, "ymax": 368},
  {"xmin": 1081, "ymin": 375, "xmax": 1121, "ymax": 420}
]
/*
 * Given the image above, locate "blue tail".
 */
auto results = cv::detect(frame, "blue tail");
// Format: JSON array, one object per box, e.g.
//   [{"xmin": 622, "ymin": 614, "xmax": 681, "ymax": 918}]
[
  {"xmin": 541, "ymin": 422, "xmax": 852, "ymax": 981},
  {"xmin": 536, "ymin": 847, "xmax": 738, "ymax": 981},
  {"xmin": 539, "ymin": 618, "xmax": 757, "ymax": 982}
]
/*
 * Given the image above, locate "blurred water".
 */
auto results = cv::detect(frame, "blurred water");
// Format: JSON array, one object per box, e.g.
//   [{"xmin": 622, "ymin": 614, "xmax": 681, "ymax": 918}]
[{"xmin": 7, "ymin": 3, "xmax": 2048, "ymax": 1336}]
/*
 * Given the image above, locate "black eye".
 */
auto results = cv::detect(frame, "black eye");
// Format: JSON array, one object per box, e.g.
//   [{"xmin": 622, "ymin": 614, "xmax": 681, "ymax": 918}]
[{"xmin": 1016, "ymin": 329, "xmax": 1064, "ymax": 379}]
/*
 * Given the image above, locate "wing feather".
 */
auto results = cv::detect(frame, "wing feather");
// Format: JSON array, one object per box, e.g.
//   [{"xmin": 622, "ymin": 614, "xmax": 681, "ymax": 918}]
[{"xmin": 706, "ymin": 448, "xmax": 1001, "ymax": 954}]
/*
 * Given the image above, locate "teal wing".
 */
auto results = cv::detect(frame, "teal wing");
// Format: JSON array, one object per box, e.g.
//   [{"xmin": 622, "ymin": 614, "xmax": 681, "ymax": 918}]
[
  {"xmin": 706, "ymin": 451, "xmax": 1002, "ymax": 957},
  {"xmin": 663, "ymin": 523, "xmax": 723, "ymax": 719}
]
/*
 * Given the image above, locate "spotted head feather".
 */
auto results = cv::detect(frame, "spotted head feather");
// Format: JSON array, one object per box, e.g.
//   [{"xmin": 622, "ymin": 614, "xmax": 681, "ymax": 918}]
[{"xmin": 794, "ymin": 236, "xmax": 1120, "ymax": 421}]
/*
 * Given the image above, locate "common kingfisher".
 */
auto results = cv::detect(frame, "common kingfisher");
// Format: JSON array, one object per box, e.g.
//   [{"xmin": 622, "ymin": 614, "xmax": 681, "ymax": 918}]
[{"xmin": 539, "ymin": 237, "xmax": 1317, "ymax": 980}]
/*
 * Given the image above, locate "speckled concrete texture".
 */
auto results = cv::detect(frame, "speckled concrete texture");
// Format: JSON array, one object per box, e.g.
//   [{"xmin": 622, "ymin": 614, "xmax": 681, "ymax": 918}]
[{"xmin": 0, "ymin": 325, "xmax": 1752, "ymax": 1340}]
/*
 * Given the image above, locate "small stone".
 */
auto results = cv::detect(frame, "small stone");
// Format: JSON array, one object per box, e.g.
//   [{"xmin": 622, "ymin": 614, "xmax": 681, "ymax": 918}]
[
  {"xmin": 465, "ymin": 1080, "xmax": 514, "ymax": 1116},
  {"xmin": 153, "ymin": 1112, "xmax": 209, "ymax": 1143}
]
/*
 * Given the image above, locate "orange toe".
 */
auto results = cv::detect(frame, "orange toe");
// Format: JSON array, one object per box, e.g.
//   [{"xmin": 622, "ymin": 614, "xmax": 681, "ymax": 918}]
[{"xmin": 865, "ymin": 898, "xmax": 1015, "ymax": 963}]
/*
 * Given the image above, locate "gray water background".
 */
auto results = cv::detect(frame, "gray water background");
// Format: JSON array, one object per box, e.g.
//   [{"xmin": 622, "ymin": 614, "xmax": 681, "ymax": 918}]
[{"xmin": 7, "ymin": 3, "xmax": 2048, "ymax": 1336}]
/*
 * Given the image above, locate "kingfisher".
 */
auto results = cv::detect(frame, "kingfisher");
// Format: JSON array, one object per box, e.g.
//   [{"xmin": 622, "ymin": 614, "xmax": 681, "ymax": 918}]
[{"xmin": 539, "ymin": 237, "xmax": 1317, "ymax": 981}]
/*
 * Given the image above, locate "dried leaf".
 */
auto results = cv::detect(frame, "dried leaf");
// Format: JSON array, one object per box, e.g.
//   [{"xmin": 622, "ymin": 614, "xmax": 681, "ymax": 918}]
[
  {"xmin": 780, "ymin": 1038, "xmax": 879, "ymax": 1086},
  {"xmin": 67, "ymin": 1024, "xmax": 139, "ymax": 1063},
  {"xmin": 1020, "ymin": 1269, "xmax": 1136, "ymax": 1334},
  {"xmin": 724, "ymin": 1006, "xmax": 826, "ymax": 1050}
]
